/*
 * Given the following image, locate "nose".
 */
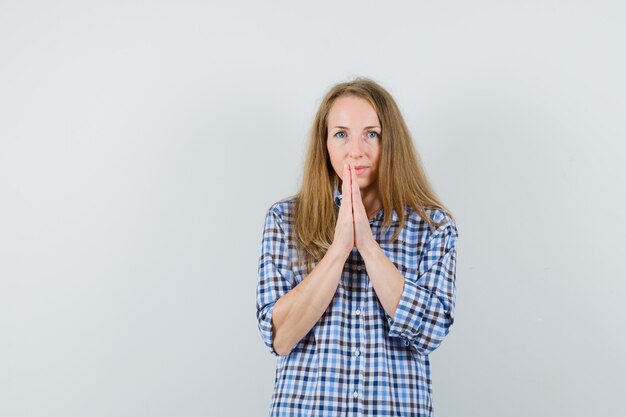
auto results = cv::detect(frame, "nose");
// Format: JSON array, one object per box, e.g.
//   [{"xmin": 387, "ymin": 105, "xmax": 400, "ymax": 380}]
[{"xmin": 349, "ymin": 136, "xmax": 364, "ymax": 158}]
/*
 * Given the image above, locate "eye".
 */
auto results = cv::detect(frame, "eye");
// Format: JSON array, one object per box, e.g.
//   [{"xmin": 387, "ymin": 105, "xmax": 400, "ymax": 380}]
[
  {"xmin": 367, "ymin": 131, "xmax": 380, "ymax": 139},
  {"xmin": 334, "ymin": 131, "xmax": 347, "ymax": 139}
]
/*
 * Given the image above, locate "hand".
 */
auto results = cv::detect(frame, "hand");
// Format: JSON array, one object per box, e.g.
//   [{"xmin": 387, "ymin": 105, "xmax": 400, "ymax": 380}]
[
  {"xmin": 330, "ymin": 163, "xmax": 355, "ymax": 258},
  {"xmin": 350, "ymin": 164, "xmax": 377, "ymax": 253}
]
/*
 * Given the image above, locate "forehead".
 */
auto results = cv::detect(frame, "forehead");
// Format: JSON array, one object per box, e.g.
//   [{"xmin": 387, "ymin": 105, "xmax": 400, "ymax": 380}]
[{"xmin": 327, "ymin": 96, "xmax": 380, "ymax": 127}]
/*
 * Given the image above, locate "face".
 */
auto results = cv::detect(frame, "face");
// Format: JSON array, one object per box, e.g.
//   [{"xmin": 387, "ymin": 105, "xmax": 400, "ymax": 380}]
[{"xmin": 326, "ymin": 95, "xmax": 382, "ymax": 193}]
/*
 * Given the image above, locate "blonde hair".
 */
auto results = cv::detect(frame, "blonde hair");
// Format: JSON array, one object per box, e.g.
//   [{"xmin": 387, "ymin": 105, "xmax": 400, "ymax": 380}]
[{"xmin": 292, "ymin": 76, "xmax": 455, "ymax": 273}]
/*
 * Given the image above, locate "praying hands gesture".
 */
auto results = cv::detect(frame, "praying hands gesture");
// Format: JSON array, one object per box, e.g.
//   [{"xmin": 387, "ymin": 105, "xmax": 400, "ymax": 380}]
[
  {"xmin": 330, "ymin": 163, "xmax": 379, "ymax": 259},
  {"xmin": 329, "ymin": 163, "xmax": 404, "ymax": 319}
]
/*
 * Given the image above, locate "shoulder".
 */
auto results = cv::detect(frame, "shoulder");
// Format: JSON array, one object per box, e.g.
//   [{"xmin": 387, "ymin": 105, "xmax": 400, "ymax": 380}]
[
  {"xmin": 264, "ymin": 195, "xmax": 298, "ymax": 228},
  {"xmin": 267, "ymin": 195, "xmax": 297, "ymax": 217},
  {"xmin": 424, "ymin": 207, "xmax": 455, "ymax": 227},
  {"xmin": 405, "ymin": 206, "xmax": 458, "ymax": 239}
]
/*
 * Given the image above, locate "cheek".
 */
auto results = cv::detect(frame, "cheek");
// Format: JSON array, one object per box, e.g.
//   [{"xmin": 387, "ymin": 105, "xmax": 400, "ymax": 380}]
[
  {"xmin": 375, "ymin": 146, "xmax": 382, "ymax": 163},
  {"xmin": 326, "ymin": 150, "xmax": 340, "ymax": 174},
  {"xmin": 327, "ymin": 147, "xmax": 343, "ymax": 166}
]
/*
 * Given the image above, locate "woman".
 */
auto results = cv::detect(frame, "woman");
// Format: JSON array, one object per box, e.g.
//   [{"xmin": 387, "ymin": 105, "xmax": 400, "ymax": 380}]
[{"xmin": 256, "ymin": 77, "xmax": 459, "ymax": 417}]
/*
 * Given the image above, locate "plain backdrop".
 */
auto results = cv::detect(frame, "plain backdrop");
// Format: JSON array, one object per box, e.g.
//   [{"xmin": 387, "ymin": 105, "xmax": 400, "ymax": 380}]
[{"xmin": 1, "ymin": 1, "xmax": 625, "ymax": 416}]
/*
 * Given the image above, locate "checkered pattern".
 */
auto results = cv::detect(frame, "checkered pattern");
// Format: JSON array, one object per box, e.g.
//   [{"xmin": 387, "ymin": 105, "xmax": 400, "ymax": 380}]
[{"xmin": 256, "ymin": 186, "xmax": 458, "ymax": 417}]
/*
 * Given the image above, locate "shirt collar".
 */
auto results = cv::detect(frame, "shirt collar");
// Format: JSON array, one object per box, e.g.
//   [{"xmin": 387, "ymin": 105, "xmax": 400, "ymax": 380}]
[
  {"xmin": 333, "ymin": 185, "xmax": 343, "ymax": 208},
  {"xmin": 332, "ymin": 183, "xmax": 398, "ymax": 222}
]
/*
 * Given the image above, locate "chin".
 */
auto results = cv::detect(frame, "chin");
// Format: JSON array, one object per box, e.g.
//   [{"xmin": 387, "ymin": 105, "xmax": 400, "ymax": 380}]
[{"xmin": 356, "ymin": 178, "xmax": 373, "ymax": 190}]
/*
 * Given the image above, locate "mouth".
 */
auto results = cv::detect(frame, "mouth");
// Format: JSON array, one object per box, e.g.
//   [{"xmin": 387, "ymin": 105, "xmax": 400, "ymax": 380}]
[{"xmin": 353, "ymin": 166, "xmax": 369, "ymax": 175}]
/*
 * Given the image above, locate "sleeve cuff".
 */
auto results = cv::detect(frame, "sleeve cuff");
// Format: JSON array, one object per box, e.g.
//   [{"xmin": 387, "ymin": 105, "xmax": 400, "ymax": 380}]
[
  {"xmin": 385, "ymin": 278, "xmax": 431, "ymax": 341},
  {"xmin": 258, "ymin": 303, "xmax": 280, "ymax": 357}
]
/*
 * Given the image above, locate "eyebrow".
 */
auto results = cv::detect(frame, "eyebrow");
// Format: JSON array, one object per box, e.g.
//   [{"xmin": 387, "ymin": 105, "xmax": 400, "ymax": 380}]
[{"xmin": 331, "ymin": 125, "xmax": 381, "ymax": 130}]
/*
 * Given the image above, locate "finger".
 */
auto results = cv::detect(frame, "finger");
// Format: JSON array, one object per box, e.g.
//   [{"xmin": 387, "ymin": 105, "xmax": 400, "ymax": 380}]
[
  {"xmin": 347, "ymin": 164, "xmax": 353, "ymax": 209},
  {"xmin": 341, "ymin": 163, "xmax": 352, "ymax": 212},
  {"xmin": 349, "ymin": 164, "xmax": 354, "ymax": 198},
  {"xmin": 350, "ymin": 163, "xmax": 361, "ymax": 204},
  {"xmin": 350, "ymin": 165, "xmax": 368, "ymax": 220},
  {"xmin": 341, "ymin": 164, "xmax": 350, "ymax": 200},
  {"xmin": 348, "ymin": 164, "xmax": 352, "ymax": 193}
]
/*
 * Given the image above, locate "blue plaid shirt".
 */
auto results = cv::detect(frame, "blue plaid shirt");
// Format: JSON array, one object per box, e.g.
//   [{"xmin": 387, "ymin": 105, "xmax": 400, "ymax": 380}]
[{"xmin": 256, "ymin": 186, "xmax": 458, "ymax": 417}]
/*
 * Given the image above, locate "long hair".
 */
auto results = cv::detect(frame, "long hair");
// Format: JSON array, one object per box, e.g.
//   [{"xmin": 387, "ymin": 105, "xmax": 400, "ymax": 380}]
[{"xmin": 292, "ymin": 76, "xmax": 455, "ymax": 273}]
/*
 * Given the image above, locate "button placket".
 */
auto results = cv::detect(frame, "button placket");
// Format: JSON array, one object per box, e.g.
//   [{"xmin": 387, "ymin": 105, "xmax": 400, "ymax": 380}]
[{"xmin": 353, "ymin": 292, "xmax": 364, "ymax": 404}]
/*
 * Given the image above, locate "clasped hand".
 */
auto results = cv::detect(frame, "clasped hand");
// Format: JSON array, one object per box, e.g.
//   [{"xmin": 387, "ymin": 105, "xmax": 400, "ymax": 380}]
[{"xmin": 332, "ymin": 163, "xmax": 378, "ymax": 257}]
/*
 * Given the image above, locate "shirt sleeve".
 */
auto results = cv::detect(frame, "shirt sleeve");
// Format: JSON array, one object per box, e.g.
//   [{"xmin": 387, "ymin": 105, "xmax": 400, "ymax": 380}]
[
  {"xmin": 255, "ymin": 206, "xmax": 294, "ymax": 357},
  {"xmin": 385, "ymin": 220, "xmax": 458, "ymax": 356}
]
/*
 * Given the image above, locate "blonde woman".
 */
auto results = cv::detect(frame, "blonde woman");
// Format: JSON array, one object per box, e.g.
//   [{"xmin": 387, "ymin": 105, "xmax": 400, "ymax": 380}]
[{"xmin": 256, "ymin": 77, "xmax": 459, "ymax": 417}]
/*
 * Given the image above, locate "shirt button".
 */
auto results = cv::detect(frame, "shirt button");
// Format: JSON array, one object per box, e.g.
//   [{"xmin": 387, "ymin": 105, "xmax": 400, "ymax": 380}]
[
  {"xmin": 356, "ymin": 264, "xmax": 362, "ymax": 271},
  {"xmin": 355, "ymin": 309, "xmax": 361, "ymax": 316},
  {"xmin": 353, "ymin": 391, "xmax": 359, "ymax": 399},
  {"xmin": 354, "ymin": 349, "xmax": 360, "ymax": 357},
  {"xmin": 403, "ymin": 338, "xmax": 410, "ymax": 346}
]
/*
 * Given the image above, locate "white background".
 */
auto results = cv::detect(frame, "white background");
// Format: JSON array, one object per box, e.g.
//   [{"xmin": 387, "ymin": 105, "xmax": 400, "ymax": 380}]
[{"xmin": 1, "ymin": 1, "xmax": 625, "ymax": 416}]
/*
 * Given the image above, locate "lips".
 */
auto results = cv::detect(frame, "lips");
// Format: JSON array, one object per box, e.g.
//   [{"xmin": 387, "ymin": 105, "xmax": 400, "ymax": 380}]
[{"xmin": 354, "ymin": 166, "xmax": 369, "ymax": 175}]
